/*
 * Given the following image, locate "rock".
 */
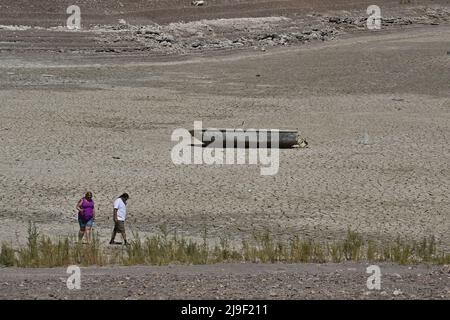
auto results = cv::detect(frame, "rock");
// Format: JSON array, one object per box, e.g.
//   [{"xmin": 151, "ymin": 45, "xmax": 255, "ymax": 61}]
[
  {"xmin": 393, "ymin": 289, "xmax": 403, "ymax": 296},
  {"xmin": 191, "ymin": 41, "xmax": 202, "ymax": 48},
  {"xmin": 192, "ymin": 0, "xmax": 206, "ymax": 6},
  {"xmin": 257, "ymin": 33, "xmax": 279, "ymax": 41},
  {"xmin": 293, "ymin": 33, "xmax": 305, "ymax": 41},
  {"xmin": 145, "ymin": 29, "xmax": 160, "ymax": 36},
  {"xmin": 329, "ymin": 17, "xmax": 341, "ymax": 23},
  {"xmin": 157, "ymin": 34, "xmax": 175, "ymax": 43},
  {"xmin": 353, "ymin": 18, "xmax": 365, "ymax": 27},
  {"xmin": 279, "ymin": 35, "xmax": 291, "ymax": 44},
  {"xmin": 310, "ymin": 33, "xmax": 319, "ymax": 40}
]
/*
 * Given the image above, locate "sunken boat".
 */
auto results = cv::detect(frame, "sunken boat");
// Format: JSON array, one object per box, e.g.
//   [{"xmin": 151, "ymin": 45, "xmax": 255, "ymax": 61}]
[{"xmin": 188, "ymin": 128, "xmax": 307, "ymax": 149}]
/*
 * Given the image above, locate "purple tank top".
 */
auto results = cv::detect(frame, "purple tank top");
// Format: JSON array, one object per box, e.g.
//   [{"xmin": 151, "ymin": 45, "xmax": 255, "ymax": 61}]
[{"xmin": 79, "ymin": 198, "xmax": 94, "ymax": 221}]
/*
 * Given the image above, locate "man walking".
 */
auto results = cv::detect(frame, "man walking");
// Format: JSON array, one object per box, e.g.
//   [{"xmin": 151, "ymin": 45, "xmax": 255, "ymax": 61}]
[{"xmin": 110, "ymin": 193, "xmax": 130, "ymax": 245}]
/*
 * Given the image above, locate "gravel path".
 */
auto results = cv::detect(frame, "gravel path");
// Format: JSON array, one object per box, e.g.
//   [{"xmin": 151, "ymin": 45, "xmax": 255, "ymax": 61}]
[{"xmin": 0, "ymin": 263, "xmax": 449, "ymax": 299}]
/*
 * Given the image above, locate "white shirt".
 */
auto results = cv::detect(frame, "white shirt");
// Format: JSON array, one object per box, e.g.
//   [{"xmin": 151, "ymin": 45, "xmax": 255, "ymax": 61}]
[{"xmin": 114, "ymin": 198, "xmax": 127, "ymax": 221}]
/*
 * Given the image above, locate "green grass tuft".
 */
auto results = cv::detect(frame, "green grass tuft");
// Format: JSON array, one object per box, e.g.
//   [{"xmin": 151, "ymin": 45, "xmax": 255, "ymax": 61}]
[{"xmin": 1, "ymin": 223, "xmax": 449, "ymax": 267}]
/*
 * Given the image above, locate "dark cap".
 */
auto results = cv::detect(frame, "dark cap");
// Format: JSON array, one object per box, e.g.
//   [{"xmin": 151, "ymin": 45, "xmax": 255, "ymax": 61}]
[{"xmin": 120, "ymin": 193, "xmax": 130, "ymax": 199}]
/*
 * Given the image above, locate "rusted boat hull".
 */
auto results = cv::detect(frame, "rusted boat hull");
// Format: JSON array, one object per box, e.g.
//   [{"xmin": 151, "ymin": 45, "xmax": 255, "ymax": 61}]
[{"xmin": 188, "ymin": 129, "xmax": 300, "ymax": 148}]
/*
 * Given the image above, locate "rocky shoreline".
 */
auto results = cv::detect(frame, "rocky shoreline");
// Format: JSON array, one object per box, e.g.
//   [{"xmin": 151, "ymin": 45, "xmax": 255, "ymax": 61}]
[{"xmin": 1, "ymin": 6, "xmax": 449, "ymax": 55}]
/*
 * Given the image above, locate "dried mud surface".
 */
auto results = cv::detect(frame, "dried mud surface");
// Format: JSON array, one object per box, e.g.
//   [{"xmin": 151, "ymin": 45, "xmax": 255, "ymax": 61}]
[{"xmin": 0, "ymin": 0, "xmax": 449, "ymax": 299}]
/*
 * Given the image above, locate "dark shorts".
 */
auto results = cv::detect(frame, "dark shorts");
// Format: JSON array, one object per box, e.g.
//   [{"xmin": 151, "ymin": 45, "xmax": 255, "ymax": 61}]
[
  {"xmin": 113, "ymin": 221, "xmax": 125, "ymax": 233},
  {"xmin": 78, "ymin": 218, "xmax": 94, "ymax": 230}
]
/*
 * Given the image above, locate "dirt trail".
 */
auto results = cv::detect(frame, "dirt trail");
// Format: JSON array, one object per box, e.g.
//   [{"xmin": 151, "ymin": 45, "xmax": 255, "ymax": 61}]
[{"xmin": 0, "ymin": 263, "xmax": 449, "ymax": 299}]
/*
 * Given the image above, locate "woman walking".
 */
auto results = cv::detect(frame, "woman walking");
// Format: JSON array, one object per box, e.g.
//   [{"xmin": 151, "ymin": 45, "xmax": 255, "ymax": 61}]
[{"xmin": 76, "ymin": 192, "xmax": 95, "ymax": 243}]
